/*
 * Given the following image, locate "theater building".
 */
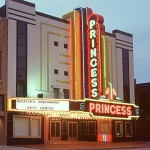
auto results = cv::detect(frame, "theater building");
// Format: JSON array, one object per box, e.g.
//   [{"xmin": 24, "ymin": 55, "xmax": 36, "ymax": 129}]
[{"xmin": 0, "ymin": 0, "xmax": 139, "ymax": 145}]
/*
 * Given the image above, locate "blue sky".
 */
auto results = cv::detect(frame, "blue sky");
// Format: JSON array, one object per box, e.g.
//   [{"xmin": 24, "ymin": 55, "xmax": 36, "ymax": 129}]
[{"xmin": 1, "ymin": 0, "xmax": 150, "ymax": 84}]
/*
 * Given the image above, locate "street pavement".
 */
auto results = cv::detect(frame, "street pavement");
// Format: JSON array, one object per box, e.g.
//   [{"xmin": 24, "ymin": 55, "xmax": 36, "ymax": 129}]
[{"xmin": 0, "ymin": 141, "xmax": 150, "ymax": 150}]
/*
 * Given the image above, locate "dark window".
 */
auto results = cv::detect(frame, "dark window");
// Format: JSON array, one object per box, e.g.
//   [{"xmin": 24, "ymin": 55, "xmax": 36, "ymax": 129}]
[
  {"xmin": 88, "ymin": 121, "xmax": 96, "ymax": 135},
  {"xmin": 115, "ymin": 121, "xmax": 123, "ymax": 137},
  {"xmin": 16, "ymin": 21, "xmax": 27, "ymax": 97},
  {"xmin": 53, "ymin": 88, "xmax": 60, "ymax": 98},
  {"xmin": 122, "ymin": 49, "xmax": 130, "ymax": 103},
  {"xmin": 64, "ymin": 44, "xmax": 68, "ymax": 49},
  {"xmin": 64, "ymin": 71, "xmax": 68, "ymax": 76},
  {"xmin": 54, "ymin": 41, "xmax": 58, "ymax": 46},
  {"xmin": 54, "ymin": 69, "xmax": 58, "ymax": 74},
  {"xmin": 0, "ymin": 95, "xmax": 4, "ymax": 111},
  {"xmin": 79, "ymin": 121, "xmax": 87, "ymax": 135},
  {"xmin": 63, "ymin": 89, "xmax": 70, "ymax": 99},
  {"xmin": 125, "ymin": 122, "xmax": 133, "ymax": 137},
  {"xmin": 18, "ymin": 69, "xmax": 26, "ymax": 80},
  {"xmin": 0, "ymin": 51, "xmax": 1, "ymax": 80},
  {"xmin": 18, "ymin": 34, "xmax": 27, "ymax": 46},
  {"xmin": 17, "ymin": 21, "xmax": 27, "ymax": 34},
  {"xmin": 18, "ymin": 45, "xmax": 26, "ymax": 57},
  {"xmin": 17, "ymin": 57, "xmax": 26, "ymax": 69}
]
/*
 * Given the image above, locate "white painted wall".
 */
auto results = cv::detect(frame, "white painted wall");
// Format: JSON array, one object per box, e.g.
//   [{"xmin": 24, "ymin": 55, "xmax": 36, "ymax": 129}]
[
  {"xmin": 113, "ymin": 31, "xmax": 135, "ymax": 103},
  {"xmin": 27, "ymin": 15, "xmax": 70, "ymax": 98}
]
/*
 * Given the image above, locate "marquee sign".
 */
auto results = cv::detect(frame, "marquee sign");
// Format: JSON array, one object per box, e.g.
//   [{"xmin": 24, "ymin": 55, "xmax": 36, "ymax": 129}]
[
  {"xmin": 87, "ymin": 14, "xmax": 101, "ymax": 99},
  {"xmin": 70, "ymin": 100, "xmax": 139, "ymax": 119},
  {"xmin": 15, "ymin": 99, "xmax": 69, "ymax": 111}
]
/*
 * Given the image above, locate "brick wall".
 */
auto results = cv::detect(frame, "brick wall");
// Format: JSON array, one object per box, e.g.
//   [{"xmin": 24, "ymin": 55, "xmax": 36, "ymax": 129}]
[{"xmin": 0, "ymin": 18, "xmax": 8, "ymax": 145}]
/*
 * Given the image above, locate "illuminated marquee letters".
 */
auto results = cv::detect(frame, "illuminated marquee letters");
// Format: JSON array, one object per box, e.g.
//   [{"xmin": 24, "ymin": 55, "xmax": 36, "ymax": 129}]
[
  {"xmin": 87, "ymin": 14, "xmax": 101, "ymax": 99},
  {"xmin": 88, "ymin": 102, "xmax": 132, "ymax": 117}
]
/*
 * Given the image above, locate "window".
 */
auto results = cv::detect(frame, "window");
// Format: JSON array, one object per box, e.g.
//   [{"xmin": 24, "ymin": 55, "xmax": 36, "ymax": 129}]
[
  {"xmin": 64, "ymin": 71, "xmax": 68, "ymax": 76},
  {"xmin": 79, "ymin": 121, "xmax": 87, "ymax": 135},
  {"xmin": 53, "ymin": 88, "xmax": 60, "ymax": 98},
  {"xmin": 122, "ymin": 49, "xmax": 130, "ymax": 103},
  {"xmin": 125, "ymin": 122, "xmax": 133, "ymax": 137},
  {"xmin": 64, "ymin": 44, "xmax": 68, "ymax": 49},
  {"xmin": 13, "ymin": 116, "xmax": 41, "ymax": 138},
  {"xmin": 54, "ymin": 41, "xmax": 59, "ymax": 46},
  {"xmin": 115, "ymin": 121, "xmax": 123, "ymax": 137},
  {"xmin": 0, "ymin": 51, "xmax": 1, "ymax": 80},
  {"xmin": 16, "ymin": 21, "xmax": 27, "ymax": 97},
  {"xmin": 54, "ymin": 69, "xmax": 59, "ymax": 74},
  {"xmin": 14, "ymin": 117, "xmax": 30, "ymax": 137},
  {"xmin": 63, "ymin": 89, "xmax": 70, "ymax": 99},
  {"xmin": 0, "ymin": 95, "xmax": 4, "ymax": 111},
  {"xmin": 88, "ymin": 121, "xmax": 96, "ymax": 135}
]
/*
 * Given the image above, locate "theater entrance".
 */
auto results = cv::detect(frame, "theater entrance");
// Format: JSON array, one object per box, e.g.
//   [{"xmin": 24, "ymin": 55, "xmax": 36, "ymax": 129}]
[
  {"xmin": 97, "ymin": 119, "xmax": 112, "ymax": 142},
  {"xmin": 68, "ymin": 122, "xmax": 78, "ymax": 141},
  {"xmin": 50, "ymin": 121, "xmax": 61, "ymax": 140}
]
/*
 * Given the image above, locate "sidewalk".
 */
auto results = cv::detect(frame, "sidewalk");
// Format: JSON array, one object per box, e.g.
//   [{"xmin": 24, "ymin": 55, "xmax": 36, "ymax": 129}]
[
  {"xmin": 1, "ymin": 141, "xmax": 150, "ymax": 150},
  {"xmin": 0, "ymin": 145, "xmax": 37, "ymax": 150}
]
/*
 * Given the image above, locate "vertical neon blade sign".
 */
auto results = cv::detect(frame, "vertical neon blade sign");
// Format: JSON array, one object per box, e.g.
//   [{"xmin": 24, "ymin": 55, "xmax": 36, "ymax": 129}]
[{"xmin": 87, "ymin": 14, "xmax": 101, "ymax": 99}]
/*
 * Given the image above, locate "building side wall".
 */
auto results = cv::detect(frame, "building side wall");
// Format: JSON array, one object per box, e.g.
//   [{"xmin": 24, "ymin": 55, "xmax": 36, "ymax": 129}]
[
  {"xmin": 114, "ymin": 31, "xmax": 135, "ymax": 103},
  {"xmin": 27, "ymin": 23, "xmax": 37, "ymax": 97},
  {"xmin": 129, "ymin": 51, "xmax": 135, "ymax": 103},
  {"xmin": 7, "ymin": 19, "xmax": 17, "ymax": 98},
  {"xmin": 135, "ymin": 84, "xmax": 150, "ymax": 140},
  {"xmin": 106, "ymin": 35, "xmax": 118, "ymax": 94},
  {"xmin": 27, "ymin": 15, "xmax": 70, "ymax": 98},
  {"xmin": 116, "ymin": 48, "xmax": 124, "ymax": 100},
  {"xmin": 6, "ymin": 0, "xmax": 36, "ymax": 97},
  {"xmin": 0, "ymin": 18, "xmax": 8, "ymax": 145}
]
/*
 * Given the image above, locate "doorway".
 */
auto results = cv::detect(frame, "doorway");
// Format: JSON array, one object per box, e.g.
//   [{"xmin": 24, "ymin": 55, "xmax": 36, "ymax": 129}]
[
  {"xmin": 50, "ymin": 121, "xmax": 61, "ymax": 140},
  {"xmin": 98, "ymin": 119, "xmax": 112, "ymax": 142},
  {"xmin": 68, "ymin": 122, "xmax": 78, "ymax": 141}
]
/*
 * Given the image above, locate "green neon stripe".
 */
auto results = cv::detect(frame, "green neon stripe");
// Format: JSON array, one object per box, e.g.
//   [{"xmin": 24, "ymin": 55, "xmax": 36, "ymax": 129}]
[{"xmin": 102, "ymin": 36, "xmax": 107, "ymax": 89}]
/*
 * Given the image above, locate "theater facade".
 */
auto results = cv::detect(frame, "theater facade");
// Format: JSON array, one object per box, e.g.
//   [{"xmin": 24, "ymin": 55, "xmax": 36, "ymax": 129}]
[{"xmin": 0, "ymin": 0, "xmax": 139, "ymax": 145}]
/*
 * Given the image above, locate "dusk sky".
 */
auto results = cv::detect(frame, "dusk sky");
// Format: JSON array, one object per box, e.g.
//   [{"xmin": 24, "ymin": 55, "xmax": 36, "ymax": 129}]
[{"xmin": 0, "ymin": 0, "xmax": 150, "ymax": 84}]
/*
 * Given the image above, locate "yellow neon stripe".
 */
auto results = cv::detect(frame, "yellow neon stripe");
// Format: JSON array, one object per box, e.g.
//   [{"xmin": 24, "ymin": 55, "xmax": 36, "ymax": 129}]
[
  {"xmin": 102, "ymin": 36, "xmax": 107, "ymax": 93},
  {"xmin": 74, "ymin": 11, "xmax": 77, "ymax": 99}
]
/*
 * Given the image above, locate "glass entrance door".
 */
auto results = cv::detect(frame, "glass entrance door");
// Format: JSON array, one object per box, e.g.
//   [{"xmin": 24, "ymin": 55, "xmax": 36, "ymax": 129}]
[
  {"xmin": 50, "ymin": 121, "xmax": 61, "ymax": 140},
  {"xmin": 68, "ymin": 122, "xmax": 78, "ymax": 141}
]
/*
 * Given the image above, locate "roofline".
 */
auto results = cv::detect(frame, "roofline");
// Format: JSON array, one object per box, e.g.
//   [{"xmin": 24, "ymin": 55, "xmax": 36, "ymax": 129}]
[
  {"xmin": 136, "ymin": 82, "xmax": 150, "ymax": 87},
  {"xmin": 11, "ymin": 0, "xmax": 35, "ymax": 7},
  {"xmin": 113, "ymin": 29, "xmax": 133, "ymax": 37},
  {"xmin": 36, "ymin": 11, "xmax": 69, "ymax": 24}
]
